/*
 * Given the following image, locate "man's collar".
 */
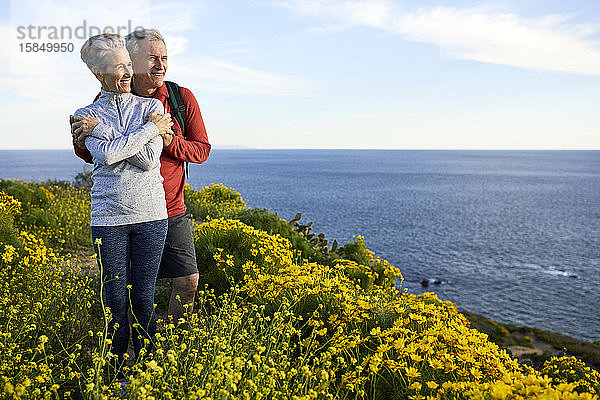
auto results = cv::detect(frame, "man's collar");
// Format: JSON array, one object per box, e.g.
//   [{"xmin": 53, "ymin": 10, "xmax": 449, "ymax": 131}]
[
  {"xmin": 150, "ymin": 82, "xmax": 169, "ymax": 99},
  {"xmin": 131, "ymin": 82, "xmax": 168, "ymax": 99}
]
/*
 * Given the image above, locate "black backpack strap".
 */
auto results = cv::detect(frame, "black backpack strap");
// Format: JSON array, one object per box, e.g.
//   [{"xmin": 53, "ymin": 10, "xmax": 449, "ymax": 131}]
[
  {"xmin": 165, "ymin": 81, "xmax": 190, "ymax": 178},
  {"xmin": 165, "ymin": 81, "xmax": 187, "ymax": 138}
]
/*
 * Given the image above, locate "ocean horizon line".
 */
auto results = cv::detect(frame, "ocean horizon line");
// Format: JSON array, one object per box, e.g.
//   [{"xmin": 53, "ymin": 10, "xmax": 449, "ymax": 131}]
[{"xmin": 0, "ymin": 148, "xmax": 598, "ymax": 152}]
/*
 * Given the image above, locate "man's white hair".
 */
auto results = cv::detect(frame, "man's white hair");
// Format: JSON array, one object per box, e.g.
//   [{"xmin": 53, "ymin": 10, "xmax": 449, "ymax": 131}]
[
  {"xmin": 125, "ymin": 28, "xmax": 167, "ymax": 58},
  {"xmin": 80, "ymin": 33, "xmax": 125, "ymax": 72}
]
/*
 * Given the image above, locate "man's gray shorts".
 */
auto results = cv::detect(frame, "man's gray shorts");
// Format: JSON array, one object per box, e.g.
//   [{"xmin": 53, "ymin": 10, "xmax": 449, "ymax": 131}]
[{"xmin": 158, "ymin": 211, "xmax": 198, "ymax": 279}]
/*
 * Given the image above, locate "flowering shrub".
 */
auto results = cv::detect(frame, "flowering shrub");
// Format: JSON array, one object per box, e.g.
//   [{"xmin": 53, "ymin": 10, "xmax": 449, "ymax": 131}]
[
  {"xmin": 541, "ymin": 356, "xmax": 600, "ymax": 394},
  {"xmin": 184, "ymin": 183, "xmax": 246, "ymax": 221},
  {"xmin": 103, "ymin": 289, "xmax": 341, "ymax": 400},
  {"xmin": 444, "ymin": 373, "xmax": 598, "ymax": 399},
  {"xmin": 0, "ymin": 193, "xmax": 98, "ymax": 398},
  {"xmin": 231, "ymin": 208, "xmax": 336, "ymax": 266},
  {"xmin": 193, "ymin": 218, "xmax": 296, "ymax": 295},
  {"xmin": 0, "ymin": 179, "xmax": 91, "ymax": 251},
  {"xmin": 0, "ymin": 192, "xmax": 22, "ymax": 248},
  {"xmin": 240, "ymin": 260, "xmax": 522, "ymax": 399}
]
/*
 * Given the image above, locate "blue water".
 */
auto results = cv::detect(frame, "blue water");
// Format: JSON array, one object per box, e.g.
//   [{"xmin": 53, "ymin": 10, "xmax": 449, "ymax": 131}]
[{"xmin": 1, "ymin": 149, "xmax": 599, "ymax": 342}]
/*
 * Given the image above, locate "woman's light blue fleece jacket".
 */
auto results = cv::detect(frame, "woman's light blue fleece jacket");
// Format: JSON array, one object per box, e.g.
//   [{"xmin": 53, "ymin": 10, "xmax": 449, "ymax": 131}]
[{"xmin": 74, "ymin": 89, "xmax": 167, "ymax": 226}]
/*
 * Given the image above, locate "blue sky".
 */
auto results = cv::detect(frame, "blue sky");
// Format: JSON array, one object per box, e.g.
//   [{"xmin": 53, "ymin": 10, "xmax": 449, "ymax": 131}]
[{"xmin": 1, "ymin": 0, "xmax": 599, "ymax": 149}]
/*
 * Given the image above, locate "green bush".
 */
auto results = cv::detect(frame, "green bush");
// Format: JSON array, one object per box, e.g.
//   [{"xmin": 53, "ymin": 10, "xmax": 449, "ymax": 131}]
[
  {"xmin": 0, "ymin": 179, "xmax": 50, "ymax": 214},
  {"xmin": 0, "ymin": 180, "xmax": 90, "ymax": 251},
  {"xmin": 73, "ymin": 170, "xmax": 93, "ymax": 190},
  {"xmin": 232, "ymin": 208, "xmax": 336, "ymax": 266},
  {"xmin": 337, "ymin": 235, "xmax": 373, "ymax": 266},
  {"xmin": 0, "ymin": 192, "xmax": 22, "ymax": 249},
  {"xmin": 184, "ymin": 183, "xmax": 246, "ymax": 221},
  {"xmin": 337, "ymin": 236, "xmax": 400, "ymax": 290}
]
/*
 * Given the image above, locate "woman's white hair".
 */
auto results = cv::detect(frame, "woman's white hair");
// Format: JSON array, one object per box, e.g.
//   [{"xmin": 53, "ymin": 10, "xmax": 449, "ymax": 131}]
[
  {"xmin": 80, "ymin": 33, "xmax": 125, "ymax": 72},
  {"xmin": 125, "ymin": 28, "xmax": 166, "ymax": 58}
]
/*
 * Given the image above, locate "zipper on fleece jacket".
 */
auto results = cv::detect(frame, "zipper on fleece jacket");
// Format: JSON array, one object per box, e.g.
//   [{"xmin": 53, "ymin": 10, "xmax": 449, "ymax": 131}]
[{"xmin": 115, "ymin": 96, "xmax": 123, "ymax": 127}]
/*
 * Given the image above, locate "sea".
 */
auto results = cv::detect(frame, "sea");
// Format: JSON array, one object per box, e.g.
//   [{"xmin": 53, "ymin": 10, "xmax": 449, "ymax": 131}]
[{"xmin": 1, "ymin": 149, "xmax": 598, "ymax": 342}]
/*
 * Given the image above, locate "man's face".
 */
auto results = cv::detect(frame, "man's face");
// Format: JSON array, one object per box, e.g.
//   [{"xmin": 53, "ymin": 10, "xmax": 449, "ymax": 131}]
[
  {"xmin": 131, "ymin": 39, "xmax": 168, "ymax": 90},
  {"xmin": 98, "ymin": 47, "xmax": 133, "ymax": 92}
]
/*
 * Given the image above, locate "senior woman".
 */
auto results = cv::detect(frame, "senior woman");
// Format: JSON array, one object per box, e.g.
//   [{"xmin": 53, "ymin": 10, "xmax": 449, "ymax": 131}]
[{"xmin": 72, "ymin": 33, "xmax": 173, "ymax": 374}]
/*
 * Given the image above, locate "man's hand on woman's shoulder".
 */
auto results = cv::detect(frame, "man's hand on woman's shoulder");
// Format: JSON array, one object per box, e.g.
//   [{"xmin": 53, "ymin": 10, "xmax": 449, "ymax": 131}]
[{"xmin": 70, "ymin": 114, "xmax": 100, "ymax": 149}]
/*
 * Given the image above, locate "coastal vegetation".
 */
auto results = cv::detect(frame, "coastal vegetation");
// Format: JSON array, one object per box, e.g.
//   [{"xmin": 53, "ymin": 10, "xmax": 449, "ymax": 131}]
[
  {"xmin": 462, "ymin": 312, "xmax": 600, "ymax": 371},
  {"xmin": 1, "ymin": 179, "xmax": 599, "ymax": 399}
]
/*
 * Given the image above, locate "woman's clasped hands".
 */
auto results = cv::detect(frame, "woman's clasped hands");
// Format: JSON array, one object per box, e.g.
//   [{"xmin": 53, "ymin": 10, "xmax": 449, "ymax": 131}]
[{"xmin": 147, "ymin": 111, "xmax": 174, "ymax": 147}]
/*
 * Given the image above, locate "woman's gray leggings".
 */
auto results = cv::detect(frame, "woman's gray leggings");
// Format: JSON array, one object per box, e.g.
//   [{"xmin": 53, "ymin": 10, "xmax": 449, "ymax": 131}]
[{"xmin": 91, "ymin": 219, "xmax": 168, "ymax": 370}]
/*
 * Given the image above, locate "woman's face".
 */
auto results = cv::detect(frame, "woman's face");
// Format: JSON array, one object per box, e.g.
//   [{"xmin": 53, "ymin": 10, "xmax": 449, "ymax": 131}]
[{"xmin": 96, "ymin": 47, "xmax": 133, "ymax": 93}]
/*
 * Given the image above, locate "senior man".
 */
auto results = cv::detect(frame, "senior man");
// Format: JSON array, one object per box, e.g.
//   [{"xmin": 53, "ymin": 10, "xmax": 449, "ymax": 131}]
[{"xmin": 72, "ymin": 28, "xmax": 210, "ymax": 321}]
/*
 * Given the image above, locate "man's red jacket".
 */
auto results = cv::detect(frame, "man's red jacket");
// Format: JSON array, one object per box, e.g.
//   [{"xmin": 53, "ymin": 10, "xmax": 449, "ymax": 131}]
[{"xmin": 74, "ymin": 83, "xmax": 211, "ymax": 218}]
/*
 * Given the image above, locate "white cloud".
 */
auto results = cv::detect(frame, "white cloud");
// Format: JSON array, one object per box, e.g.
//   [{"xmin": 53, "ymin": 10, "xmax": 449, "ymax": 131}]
[
  {"xmin": 276, "ymin": 0, "xmax": 394, "ymax": 27},
  {"xmin": 169, "ymin": 57, "xmax": 315, "ymax": 95},
  {"xmin": 163, "ymin": 34, "xmax": 188, "ymax": 57},
  {"xmin": 275, "ymin": 0, "xmax": 600, "ymax": 76},
  {"xmin": 145, "ymin": 1, "xmax": 200, "ymax": 32},
  {"xmin": 212, "ymin": 40, "xmax": 255, "ymax": 56}
]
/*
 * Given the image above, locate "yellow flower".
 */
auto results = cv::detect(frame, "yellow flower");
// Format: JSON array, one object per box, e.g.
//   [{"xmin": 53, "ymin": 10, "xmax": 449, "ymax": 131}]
[
  {"xmin": 426, "ymin": 381, "xmax": 438, "ymax": 390},
  {"xmin": 471, "ymin": 367, "xmax": 483, "ymax": 380},
  {"xmin": 4, "ymin": 383, "xmax": 14, "ymax": 395},
  {"xmin": 369, "ymin": 354, "xmax": 382, "ymax": 374},
  {"xmin": 489, "ymin": 382, "xmax": 510, "ymax": 400},
  {"xmin": 405, "ymin": 366, "xmax": 421, "ymax": 379}
]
